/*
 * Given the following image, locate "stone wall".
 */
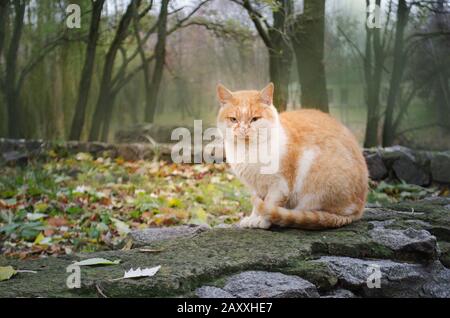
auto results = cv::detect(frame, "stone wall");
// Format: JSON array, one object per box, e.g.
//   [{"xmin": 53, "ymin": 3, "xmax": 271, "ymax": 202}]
[
  {"xmin": 1, "ymin": 138, "xmax": 449, "ymax": 185},
  {"xmin": 364, "ymin": 146, "xmax": 450, "ymax": 185}
]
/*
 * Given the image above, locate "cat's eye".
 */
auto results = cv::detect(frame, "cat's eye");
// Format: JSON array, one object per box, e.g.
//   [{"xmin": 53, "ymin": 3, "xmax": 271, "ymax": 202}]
[
  {"xmin": 251, "ymin": 117, "xmax": 261, "ymax": 123},
  {"xmin": 229, "ymin": 117, "xmax": 237, "ymax": 123}
]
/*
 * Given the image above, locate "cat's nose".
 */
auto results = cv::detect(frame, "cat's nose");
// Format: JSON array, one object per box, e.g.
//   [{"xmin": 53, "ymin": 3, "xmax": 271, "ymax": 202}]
[{"xmin": 239, "ymin": 127, "xmax": 249, "ymax": 134}]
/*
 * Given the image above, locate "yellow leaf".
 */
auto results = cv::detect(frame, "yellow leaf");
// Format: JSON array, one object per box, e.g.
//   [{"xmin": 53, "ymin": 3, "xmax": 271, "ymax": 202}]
[
  {"xmin": 34, "ymin": 202, "xmax": 49, "ymax": 213},
  {"xmin": 167, "ymin": 198, "xmax": 182, "ymax": 208},
  {"xmin": 34, "ymin": 232, "xmax": 45, "ymax": 245},
  {"xmin": 75, "ymin": 152, "xmax": 93, "ymax": 161},
  {"xmin": 115, "ymin": 157, "xmax": 125, "ymax": 165},
  {"xmin": 0, "ymin": 266, "xmax": 17, "ymax": 281},
  {"xmin": 190, "ymin": 207, "xmax": 208, "ymax": 225}
]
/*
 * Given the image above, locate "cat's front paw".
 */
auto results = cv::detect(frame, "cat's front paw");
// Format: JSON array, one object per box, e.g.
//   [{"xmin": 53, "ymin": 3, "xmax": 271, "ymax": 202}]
[{"xmin": 239, "ymin": 215, "xmax": 271, "ymax": 229}]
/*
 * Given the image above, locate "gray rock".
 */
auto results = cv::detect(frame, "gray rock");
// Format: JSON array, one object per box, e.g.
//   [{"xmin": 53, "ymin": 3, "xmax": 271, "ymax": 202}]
[
  {"xmin": 313, "ymin": 256, "xmax": 450, "ymax": 297},
  {"xmin": 363, "ymin": 208, "xmax": 424, "ymax": 222},
  {"xmin": 115, "ymin": 123, "xmax": 217, "ymax": 144},
  {"xmin": 392, "ymin": 157, "xmax": 430, "ymax": 186},
  {"xmin": 222, "ymin": 271, "xmax": 319, "ymax": 298},
  {"xmin": 321, "ymin": 289, "xmax": 356, "ymax": 298},
  {"xmin": 129, "ymin": 225, "xmax": 209, "ymax": 246},
  {"xmin": 403, "ymin": 219, "xmax": 432, "ymax": 228},
  {"xmin": 2, "ymin": 150, "xmax": 28, "ymax": 164},
  {"xmin": 196, "ymin": 286, "xmax": 234, "ymax": 298},
  {"xmin": 214, "ymin": 223, "xmax": 233, "ymax": 229},
  {"xmin": 430, "ymin": 152, "xmax": 450, "ymax": 184},
  {"xmin": 115, "ymin": 123, "xmax": 180, "ymax": 144},
  {"xmin": 421, "ymin": 197, "xmax": 450, "ymax": 205},
  {"xmin": 87, "ymin": 142, "xmax": 110, "ymax": 154},
  {"xmin": 365, "ymin": 152, "xmax": 388, "ymax": 180},
  {"xmin": 378, "ymin": 146, "xmax": 430, "ymax": 185},
  {"xmin": 382, "ymin": 146, "xmax": 416, "ymax": 162},
  {"xmin": 369, "ymin": 227, "xmax": 438, "ymax": 261},
  {"xmin": 369, "ymin": 220, "xmax": 395, "ymax": 229}
]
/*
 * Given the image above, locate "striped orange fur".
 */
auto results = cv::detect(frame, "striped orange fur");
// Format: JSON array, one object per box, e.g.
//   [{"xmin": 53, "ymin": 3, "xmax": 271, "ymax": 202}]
[{"xmin": 216, "ymin": 83, "xmax": 368, "ymax": 230}]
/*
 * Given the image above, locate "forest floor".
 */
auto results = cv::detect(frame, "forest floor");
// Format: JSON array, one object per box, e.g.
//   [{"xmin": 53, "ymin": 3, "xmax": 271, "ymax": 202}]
[{"xmin": 0, "ymin": 152, "xmax": 448, "ymax": 259}]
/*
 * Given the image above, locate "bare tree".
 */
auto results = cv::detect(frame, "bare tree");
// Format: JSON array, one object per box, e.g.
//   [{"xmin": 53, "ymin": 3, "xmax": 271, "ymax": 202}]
[
  {"xmin": 0, "ymin": 0, "xmax": 69, "ymax": 138},
  {"xmin": 69, "ymin": 0, "xmax": 106, "ymax": 140},
  {"xmin": 235, "ymin": 0, "xmax": 293, "ymax": 112},
  {"xmin": 382, "ymin": 0, "xmax": 410, "ymax": 146},
  {"xmin": 363, "ymin": 0, "xmax": 387, "ymax": 147},
  {"xmin": 89, "ymin": 0, "xmax": 143, "ymax": 141},
  {"xmin": 3, "ymin": 0, "xmax": 26, "ymax": 138},
  {"xmin": 145, "ymin": 0, "xmax": 169, "ymax": 123}
]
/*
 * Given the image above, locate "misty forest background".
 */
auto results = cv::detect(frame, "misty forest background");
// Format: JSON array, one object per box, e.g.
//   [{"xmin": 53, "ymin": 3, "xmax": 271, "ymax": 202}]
[{"xmin": 0, "ymin": 0, "xmax": 449, "ymax": 149}]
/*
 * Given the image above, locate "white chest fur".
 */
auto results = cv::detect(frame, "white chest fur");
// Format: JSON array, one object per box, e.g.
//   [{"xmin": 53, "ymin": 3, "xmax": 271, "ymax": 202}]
[{"xmin": 224, "ymin": 125, "xmax": 287, "ymax": 198}]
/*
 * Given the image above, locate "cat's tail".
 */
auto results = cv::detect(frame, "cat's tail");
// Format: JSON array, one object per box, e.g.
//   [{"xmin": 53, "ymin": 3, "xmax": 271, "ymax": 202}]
[{"xmin": 255, "ymin": 199, "xmax": 359, "ymax": 229}]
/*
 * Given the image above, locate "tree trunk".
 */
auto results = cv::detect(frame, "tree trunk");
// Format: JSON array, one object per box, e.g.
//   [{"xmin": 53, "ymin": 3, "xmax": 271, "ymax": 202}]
[
  {"xmin": 433, "ymin": 0, "xmax": 450, "ymax": 131},
  {"xmin": 0, "ymin": 0, "xmax": 8, "ymax": 60},
  {"xmin": 243, "ymin": 0, "xmax": 293, "ymax": 112},
  {"xmin": 363, "ymin": 0, "xmax": 383, "ymax": 148},
  {"xmin": 268, "ymin": 0, "xmax": 293, "ymax": 112},
  {"xmin": 69, "ymin": 0, "xmax": 105, "ymax": 141},
  {"xmin": 144, "ymin": 0, "xmax": 169, "ymax": 123},
  {"xmin": 291, "ymin": 0, "xmax": 329, "ymax": 112},
  {"xmin": 89, "ymin": 0, "xmax": 141, "ymax": 141},
  {"xmin": 268, "ymin": 52, "xmax": 291, "ymax": 112},
  {"xmin": 133, "ymin": 2, "xmax": 153, "ymax": 124},
  {"xmin": 5, "ymin": 0, "xmax": 26, "ymax": 138},
  {"xmin": 382, "ymin": 0, "xmax": 409, "ymax": 146}
]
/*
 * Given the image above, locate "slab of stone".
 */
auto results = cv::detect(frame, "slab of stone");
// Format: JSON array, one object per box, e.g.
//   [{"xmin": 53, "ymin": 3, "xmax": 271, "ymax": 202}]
[
  {"xmin": 129, "ymin": 225, "xmax": 210, "ymax": 246},
  {"xmin": 438, "ymin": 242, "xmax": 450, "ymax": 268},
  {"xmin": 321, "ymin": 289, "xmax": 356, "ymax": 298},
  {"xmin": 378, "ymin": 146, "xmax": 431, "ymax": 185},
  {"xmin": 392, "ymin": 158, "xmax": 430, "ymax": 186},
  {"xmin": 196, "ymin": 286, "xmax": 234, "ymax": 298},
  {"xmin": 2, "ymin": 150, "xmax": 29, "ymax": 165},
  {"xmin": 222, "ymin": 271, "xmax": 319, "ymax": 298},
  {"xmin": 430, "ymin": 152, "xmax": 450, "ymax": 184},
  {"xmin": 365, "ymin": 152, "xmax": 388, "ymax": 180},
  {"xmin": 313, "ymin": 256, "xmax": 450, "ymax": 297},
  {"xmin": 369, "ymin": 227, "xmax": 438, "ymax": 261}
]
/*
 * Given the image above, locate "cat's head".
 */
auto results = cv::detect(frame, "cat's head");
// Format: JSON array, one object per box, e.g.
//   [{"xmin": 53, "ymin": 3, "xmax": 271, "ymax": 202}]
[{"xmin": 216, "ymin": 83, "xmax": 279, "ymax": 140}]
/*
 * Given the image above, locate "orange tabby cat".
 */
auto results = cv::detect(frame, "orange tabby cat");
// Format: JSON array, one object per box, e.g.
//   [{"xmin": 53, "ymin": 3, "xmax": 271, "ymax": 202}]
[{"xmin": 216, "ymin": 83, "xmax": 368, "ymax": 229}]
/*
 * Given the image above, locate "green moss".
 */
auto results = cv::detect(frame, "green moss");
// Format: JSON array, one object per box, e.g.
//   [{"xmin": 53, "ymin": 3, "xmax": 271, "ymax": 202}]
[{"xmin": 280, "ymin": 260, "xmax": 338, "ymax": 291}]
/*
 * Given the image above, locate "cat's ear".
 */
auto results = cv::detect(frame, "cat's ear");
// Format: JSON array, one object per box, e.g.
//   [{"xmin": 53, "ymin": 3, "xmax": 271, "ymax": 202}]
[
  {"xmin": 216, "ymin": 84, "xmax": 233, "ymax": 105},
  {"xmin": 259, "ymin": 83, "xmax": 274, "ymax": 106}
]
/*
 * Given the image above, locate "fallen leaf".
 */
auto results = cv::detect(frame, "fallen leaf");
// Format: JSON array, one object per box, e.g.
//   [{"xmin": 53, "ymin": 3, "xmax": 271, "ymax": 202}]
[
  {"xmin": 73, "ymin": 258, "xmax": 121, "ymax": 266},
  {"xmin": 189, "ymin": 207, "xmax": 208, "ymax": 225},
  {"xmin": 123, "ymin": 265, "xmax": 161, "ymax": 279},
  {"xmin": 0, "ymin": 266, "xmax": 17, "ymax": 281},
  {"xmin": 47, "ymin": 217, "xmax": 68, "ymax": 227},
  {"xmin": 33, "ymin": 232, "xmax": 45, "ymax": 245},
  {"xmin": 141, "ymin": 212, "xmax": 153, "ymax": 220},
  {"xmin": 26, "ymin": 213, "xmax": 48, "ymax": 221},
  {"xmin": 44, "ymin": 229, "xmax": 55, "ymax": 236},
  {"xmin": 167, "ymin": 198, "xmax": 182, "ymax": 208},
  {"xmin": 110, "ymin": 217, "xmax": 130, "ymax": 236},
  {"xmin": 75, "ymin": 152, "xmax": 93, "ymax": 161}
]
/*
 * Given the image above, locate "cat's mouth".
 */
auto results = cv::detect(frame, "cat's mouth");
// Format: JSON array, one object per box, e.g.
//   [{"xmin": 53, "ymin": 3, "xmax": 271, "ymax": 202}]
[{"xmin": 234, "ymin": 134, "xmax": 252, "ymax": 142}]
